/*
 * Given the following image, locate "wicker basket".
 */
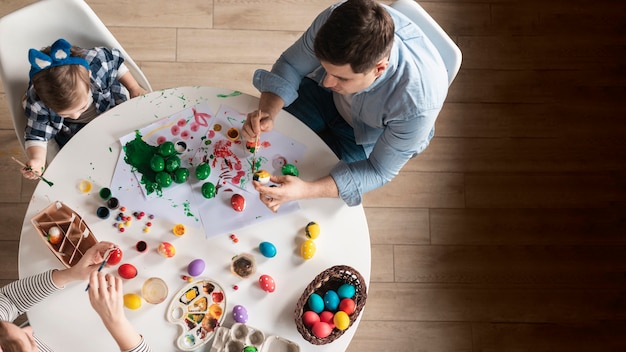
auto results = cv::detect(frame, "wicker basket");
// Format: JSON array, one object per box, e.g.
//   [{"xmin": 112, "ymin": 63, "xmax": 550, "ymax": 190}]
[{"xmin": 294, "ymin": 265, "xmax": 367, "ymax": 344}]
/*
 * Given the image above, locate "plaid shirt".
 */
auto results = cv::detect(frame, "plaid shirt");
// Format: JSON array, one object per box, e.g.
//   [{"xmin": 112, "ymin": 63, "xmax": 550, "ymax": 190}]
[{"xmin": 23, "ymin": 47, "xmax": 128, "ymax": 143}]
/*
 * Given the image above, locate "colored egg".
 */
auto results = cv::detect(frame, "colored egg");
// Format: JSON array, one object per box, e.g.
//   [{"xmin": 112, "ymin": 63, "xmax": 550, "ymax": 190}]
[
  {"xmin": 47, "ymin": 226, "xmax": 62, "ymax": 245},
  {"xmin": 118, "ymin": 263, "xmax": 138, "ymax": 279},
  {"xmin": 246, "ymin": 139, "xmax": 260, "ymax": 153},
  {"xmin": 337, "ymin": 283, "xmax": 356, "ymax": 299},
  {"xmin": 155, "ymin": 172, "xmax": 172, "ymax": 187},
  {"xmin": 319, "ymin": 311, "xmax": 334, "ymax": 326},
  {"xmin": 158, "ymin": 141, "xmax": 176, "ymax": 157},
  {"xmin": 324, "ymin": 290, "xmax": 340, "ymax": 311},
  {"xmin": 231, "ymin": 194, "xmax": 246, "ymax": 212},
  {"xmin": 305, "ymin": 221, "xmax": 320, "ymax": 239},
  {"xmin": 149, "ymin": 154, "xmax": 165, "ymax": 172},
  {"xmin": 106, "ymin": 247, "xmax": 123, "ymax": 266},
  {"xmin": 187, "ymin": 259, "xmax": 205, "ymax": 277},
  {"xmin": 243, "ymin": 347, "xmax": 257, "ymax": 352},
  {"xmin": 201, "ymin": 182, "xmax": 216, "ymax": 199},
  {"xmin": 253, "ymin": 169, "xmax": 271, "ymax": 184},
  {"xmin": 302, "ymin": 311, "xmax": 320, "ymax": 328},
  {"xmin": 232, "ymin": 305, "xmax": 248, "ymax": 323},
  {"xmin": 195, "ymin": 163, "xmax": 211, "ymax": 180},
  {"xmin": 158, "ymin": 242, "xmax": 176, "ymax": 258},
  {"xmin": 259, "ymin": 274, "xmax": 276, "ymax": 293},
  {"xmin": 123, "ymin": 293, "xmax": 142, "ymax": 310},
  {"xmin": 282, "ymin": 163, "xmax": 299, "ymax": 176},
  {"xmin": 165, "ymin": 156, "xmax": 181, "ymax": 173},
  {"xmin": 339, "ymin": 298, "xmax": 356, "ymax": 315},
  {"xmin": 311, "ymin": 321, "xmax": 332, "ymax": 338},
  {"xmin": 307, "ymin": 293, "xmax": 324, "ymax": 313},
  {"xmin": 300, "ymin": 239, "xmax": 316, "ymax": 260},
  {"xmin": 259, "ymin": 241, "xmax": 277, "ymax": 258},
  {"xmin": 334, "ymin": 311, "xmax": 350, "ymax": 331},
  {"xmin": 172, "ymin": 167, "xmax": 189, "ymax": 183}
]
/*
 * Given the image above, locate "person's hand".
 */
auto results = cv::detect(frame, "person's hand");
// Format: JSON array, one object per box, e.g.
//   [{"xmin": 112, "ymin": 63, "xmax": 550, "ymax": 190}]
[
  {"xmin": 242, "ymin": 109, "xmax": 274, "ymax": 142},
  {"xmin": 21, "ymin": 158, "xmax": 46, "ymax": 180},
  {"xmin": 128, "ymin": 86, "xmax": 148, "ymax": 99},
  {"xmin": 87, "ymin": 271, "xmax": 124, "ymax": 326},
  {"xmin": 253, "ymin": 175, "xmax": 307, "ymax": 212},
  {"xmin": 67, "ymin": 241, "xmax": 116, "ymax": 281}
]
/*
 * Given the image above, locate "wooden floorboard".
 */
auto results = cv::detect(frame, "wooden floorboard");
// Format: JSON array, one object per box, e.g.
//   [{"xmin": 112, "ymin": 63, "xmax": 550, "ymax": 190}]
[{"xmin": 2, "ymin": 0, "xmax": 626, "ymax": 350}]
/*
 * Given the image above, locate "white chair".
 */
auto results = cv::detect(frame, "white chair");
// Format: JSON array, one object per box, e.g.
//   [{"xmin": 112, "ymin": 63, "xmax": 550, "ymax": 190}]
[
  {"xmin": 0, "ymin": 0, "xmax": 152, "ymax": 155},
  {"xmin": 391, "ymin": 0, "xmax": 462, "ymax": 86}
]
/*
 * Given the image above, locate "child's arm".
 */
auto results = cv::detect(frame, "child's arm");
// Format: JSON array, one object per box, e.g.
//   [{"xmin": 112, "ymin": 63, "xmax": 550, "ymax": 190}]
[
  {"xmin": 118, "ymin": 71, "xmax": 148, "ymax": 98},
  {"xmin": 22, "ymin": 145, "xmax": 47, "ymax": 180}
]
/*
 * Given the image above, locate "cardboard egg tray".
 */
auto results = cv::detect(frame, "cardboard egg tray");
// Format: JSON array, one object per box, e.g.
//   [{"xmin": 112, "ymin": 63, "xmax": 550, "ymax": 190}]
[
  {"xmin": 31, "ymin": 201, "xmax": 98, "ymax": 268},
  {"xmin": 210, "ymin": 323, "xmax": 300, "ymax": 352},
  {"xmin": 166, "ymin": 279, "xmax": 227, "ymax": 351}
]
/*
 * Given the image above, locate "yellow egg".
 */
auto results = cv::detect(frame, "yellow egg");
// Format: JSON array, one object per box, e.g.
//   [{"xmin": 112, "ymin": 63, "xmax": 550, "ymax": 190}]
[
  {"xmin": 123, "ymin": 293, "xmax": 142, "ymax": 310},
  {"xmin": 334, "ymin": 311, "xmax": 350, "ymax": 331},
  {"xmin": 305, "ymin": 221, "xmax": 320, "ymax": 239},
  {"xmin": 300, "ymin": 239, "xmax": 316, "ymax": 260}
]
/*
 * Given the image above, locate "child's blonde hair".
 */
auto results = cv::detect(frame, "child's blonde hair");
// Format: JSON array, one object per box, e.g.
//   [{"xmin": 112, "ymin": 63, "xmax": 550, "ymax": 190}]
[{"xmin": 31, "ymin": 46, "xmax": 90, "ymax": 113}]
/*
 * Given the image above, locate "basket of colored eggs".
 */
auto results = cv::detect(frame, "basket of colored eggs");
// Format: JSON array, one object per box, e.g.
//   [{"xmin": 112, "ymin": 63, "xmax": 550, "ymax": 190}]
[{"xmin": 294, "ymin": 265, "xmax": 367, "ymax": 344}]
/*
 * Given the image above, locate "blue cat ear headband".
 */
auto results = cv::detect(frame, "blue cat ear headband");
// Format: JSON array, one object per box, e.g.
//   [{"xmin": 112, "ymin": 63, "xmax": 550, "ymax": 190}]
[{"xmin": 28, "ymin": 38, "xmax": 90, "ymax": 80}]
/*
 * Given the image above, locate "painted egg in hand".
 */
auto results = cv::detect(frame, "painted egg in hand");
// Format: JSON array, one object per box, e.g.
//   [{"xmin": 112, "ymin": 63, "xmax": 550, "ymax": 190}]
[
  {"xmin": 231, "ymin": 194, "xmax": 246, "ymax": 212},
  {"xmin": 259, "ymin": 274, "xmax": 275, "ymax": 293},
  {"xmin": 253, "ymin": 170, "xmax": 271, "ymax": 184},
  {"xmin": 232, "ymin": 305, "xmax": 248, "ymax": 323},
  {"xmin": 187, "ymin": 259, "xmax": 205, "ymax": 277},
  {"xmin": 259, "ymin": 241, "xmax": 277, "ymax": 258},
  {"xmin": 118, "ymin": 263, "xmax": 138, "ymax": 279},
  {"xmin": 106, "ymin": 247, "xmax": 123, "ymax": 266}
]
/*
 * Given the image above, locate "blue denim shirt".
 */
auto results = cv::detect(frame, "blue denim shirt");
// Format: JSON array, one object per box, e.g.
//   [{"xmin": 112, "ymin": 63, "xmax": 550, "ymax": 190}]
[{"xmin": 253, "ymin": 2, "xmax": 449, "ymax": 206}]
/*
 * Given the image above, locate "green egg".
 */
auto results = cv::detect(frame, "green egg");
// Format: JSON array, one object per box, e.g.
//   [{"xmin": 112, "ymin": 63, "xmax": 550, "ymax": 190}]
[
  {"xmin": 155, "ymin": 172, "xmax": 172, "ymax": 187},
  {"xmin": 149, "ymin": 154, "xmax": 165, "ymax": 172},
  {"xmin": 195, "ymin": 163, "xmax": 211, "ymax": 180},
  {"xmin": 201, "ymin": 182, "xmax": 216, "ymax": 199},
  {"xmin": 165, "ymin": 156, "xmax": 181, "ymax": 173},
  {"xmin": 173, "ymin": 167, "xmax": 189, "ymax": 184},
  {"xmin": 158, "ymin": 141, "xmax": 176, "ymax": 157}
]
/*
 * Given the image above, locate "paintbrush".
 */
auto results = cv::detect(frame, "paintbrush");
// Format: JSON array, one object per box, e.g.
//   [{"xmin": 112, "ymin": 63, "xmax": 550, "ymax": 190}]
[
  {"xmin": 251, "ymin": 110, "xmax": 261, "ymax": 175},
  {"xmin": 11, "ymin": 156, "xmax": 54, "ymax": 187},
  {"xmin": 84, "ymin": 247, "xmax": 115, "ymax": 292}
]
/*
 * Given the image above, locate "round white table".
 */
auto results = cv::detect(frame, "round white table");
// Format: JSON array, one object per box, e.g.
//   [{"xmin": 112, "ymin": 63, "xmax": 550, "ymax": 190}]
[{"xmin": 18, "ymin": 87, "xmax": 371, "ymax": 352}]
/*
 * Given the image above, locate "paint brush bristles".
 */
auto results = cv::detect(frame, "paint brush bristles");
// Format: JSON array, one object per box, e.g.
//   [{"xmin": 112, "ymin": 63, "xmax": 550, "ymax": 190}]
[
  {"xmin": 251, "ymin": 110, "xmax": 261, "ymax": 175},
  {"xmin": 11, "ymin": 156, "xmax": 54, "ymax": 187}
]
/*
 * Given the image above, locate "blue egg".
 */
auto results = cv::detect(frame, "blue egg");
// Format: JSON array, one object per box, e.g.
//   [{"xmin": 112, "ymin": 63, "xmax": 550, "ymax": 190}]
[
  {"xmin": 307, "ymin": 293, "xmax": 324, "ymax": 313},
  {"xmin": 324, "ymin": 290, "xmax": 340, "ymax": 311},
  {"xmin": 337, "ymin": 284, "xmax": 356, "ymax": 299},
  {"xmin": 259, "ymin": 241, "xmax": 277, "ymax": 258}
]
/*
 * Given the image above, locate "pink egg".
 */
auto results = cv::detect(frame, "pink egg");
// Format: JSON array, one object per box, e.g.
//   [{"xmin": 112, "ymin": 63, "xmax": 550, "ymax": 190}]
[
  {"xmin": 339, "ymin": 298, "xmax": 356, "ymax": 315},
  {"xmin": 302, "ymin": 311, "xmax": 320, "ymax": 328},
  {"xmin": 259, "ymin": 274, "xmax": 275, "ymax": 292},
  {"xmin": 311, "ymin": 321, "xmax": 333, "ymax": 338}
]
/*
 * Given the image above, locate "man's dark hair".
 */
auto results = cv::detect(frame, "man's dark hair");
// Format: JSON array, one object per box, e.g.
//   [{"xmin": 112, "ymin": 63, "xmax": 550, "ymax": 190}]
[{"xmin": 314, "ymin": 0, "xmax": 394, "ymax": 73}]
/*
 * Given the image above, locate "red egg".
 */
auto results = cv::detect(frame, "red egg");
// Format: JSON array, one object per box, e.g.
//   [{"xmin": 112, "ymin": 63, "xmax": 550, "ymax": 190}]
[
  {"xmin": 118, "ymin": 263, "xmax": 137, "ymax": 279},
  {"xmin": 231, "ymin": 194, "xmax": 246, "ymax": 212},
  {"xmin": 311, "ymin": 321, "xmax": 333, "ymax": 338},
  {"xmin": 319, "ymin": 311, "xmax": 335, "ymax": 329},
  {"xmin": 259, "ymin": 274, "xmax": 275, "ymax": 292},
  {"xmin": 339, "ymin": 298, "xmax": 356, "ymax": 315},
  {"xmin": 302, "ymin": 311, "xmax": 320, "ymax": 328},
  {"xmin": 106, "ymin": 247, "xmax": 123, "ymax": 266}
]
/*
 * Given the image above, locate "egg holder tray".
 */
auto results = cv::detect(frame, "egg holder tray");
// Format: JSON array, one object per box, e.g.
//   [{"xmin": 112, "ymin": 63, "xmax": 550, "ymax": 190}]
[
  {"xmin": 166, "ymin": 278, "xmax": 227, "ymax": 351},
  {"xmin": 30, "ymin": 201, "xmax": 98, "ymax": 268},
  {"xmin": 294, "ymin": 265, "xmax": 367, "ymax": 345},
  {"xmin": 210, "ymin": 323, "xmax": 300, "ymax": 352}
]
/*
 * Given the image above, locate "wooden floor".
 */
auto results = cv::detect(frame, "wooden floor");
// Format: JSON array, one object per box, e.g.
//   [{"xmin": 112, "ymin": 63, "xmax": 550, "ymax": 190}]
[{"xmin": 2, "ymin": 0, "xmax": 626, "ymax": 351}]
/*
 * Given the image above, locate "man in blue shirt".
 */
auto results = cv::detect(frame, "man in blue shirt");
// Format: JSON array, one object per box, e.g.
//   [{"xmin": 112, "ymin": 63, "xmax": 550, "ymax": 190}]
[{"xmin": 242, "ymin": 0, "xmax": 448, "ymax": 210}]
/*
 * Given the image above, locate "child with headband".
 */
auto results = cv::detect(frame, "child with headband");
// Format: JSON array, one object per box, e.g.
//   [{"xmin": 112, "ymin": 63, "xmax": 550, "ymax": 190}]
[{"xmin": 20, "ymin": 38, "xmax": 148, "ymax": 180}]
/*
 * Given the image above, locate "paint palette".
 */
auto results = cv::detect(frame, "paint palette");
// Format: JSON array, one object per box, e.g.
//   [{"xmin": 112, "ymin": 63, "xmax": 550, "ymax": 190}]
[
  {"xmin": 167, "ymin": 279, "xmax": 227, "ymax": 351},
  {"xmin": 31, "ymin": 201, "xmax": 98, "ymax": 268}
]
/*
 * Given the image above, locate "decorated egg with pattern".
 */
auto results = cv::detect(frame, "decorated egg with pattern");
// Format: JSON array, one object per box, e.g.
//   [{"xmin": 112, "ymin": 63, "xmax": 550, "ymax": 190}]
[{"xmin": 259, "ymin": 274, "xmax": 275, "ymax": 293}]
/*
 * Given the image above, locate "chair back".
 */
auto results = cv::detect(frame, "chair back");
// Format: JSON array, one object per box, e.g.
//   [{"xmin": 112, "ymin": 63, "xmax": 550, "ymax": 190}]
[
  {"xmin": 0, "ymin": 0, "xmax": 152, "ymax": 152},
  {"xmin": 390, "ymin": 0, "xmax": 462, "ymax": 85}
]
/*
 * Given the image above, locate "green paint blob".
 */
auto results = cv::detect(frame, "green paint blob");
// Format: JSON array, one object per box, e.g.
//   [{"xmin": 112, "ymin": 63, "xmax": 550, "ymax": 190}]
[{"xmin": 123, "ymin": 132, "xmax": 161, "ymax": 195}]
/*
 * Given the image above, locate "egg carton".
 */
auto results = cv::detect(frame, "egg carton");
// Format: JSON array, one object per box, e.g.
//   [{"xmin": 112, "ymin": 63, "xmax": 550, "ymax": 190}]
[{"xmin": 210, "ymin": 323, "xmax": 299, "ymax": 352}]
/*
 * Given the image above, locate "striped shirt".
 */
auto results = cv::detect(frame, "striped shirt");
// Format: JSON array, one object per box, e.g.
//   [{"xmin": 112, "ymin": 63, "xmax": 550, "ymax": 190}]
[{"xmin": 0, "ymin": 270, "xmax": 151, "ymax": 352}]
